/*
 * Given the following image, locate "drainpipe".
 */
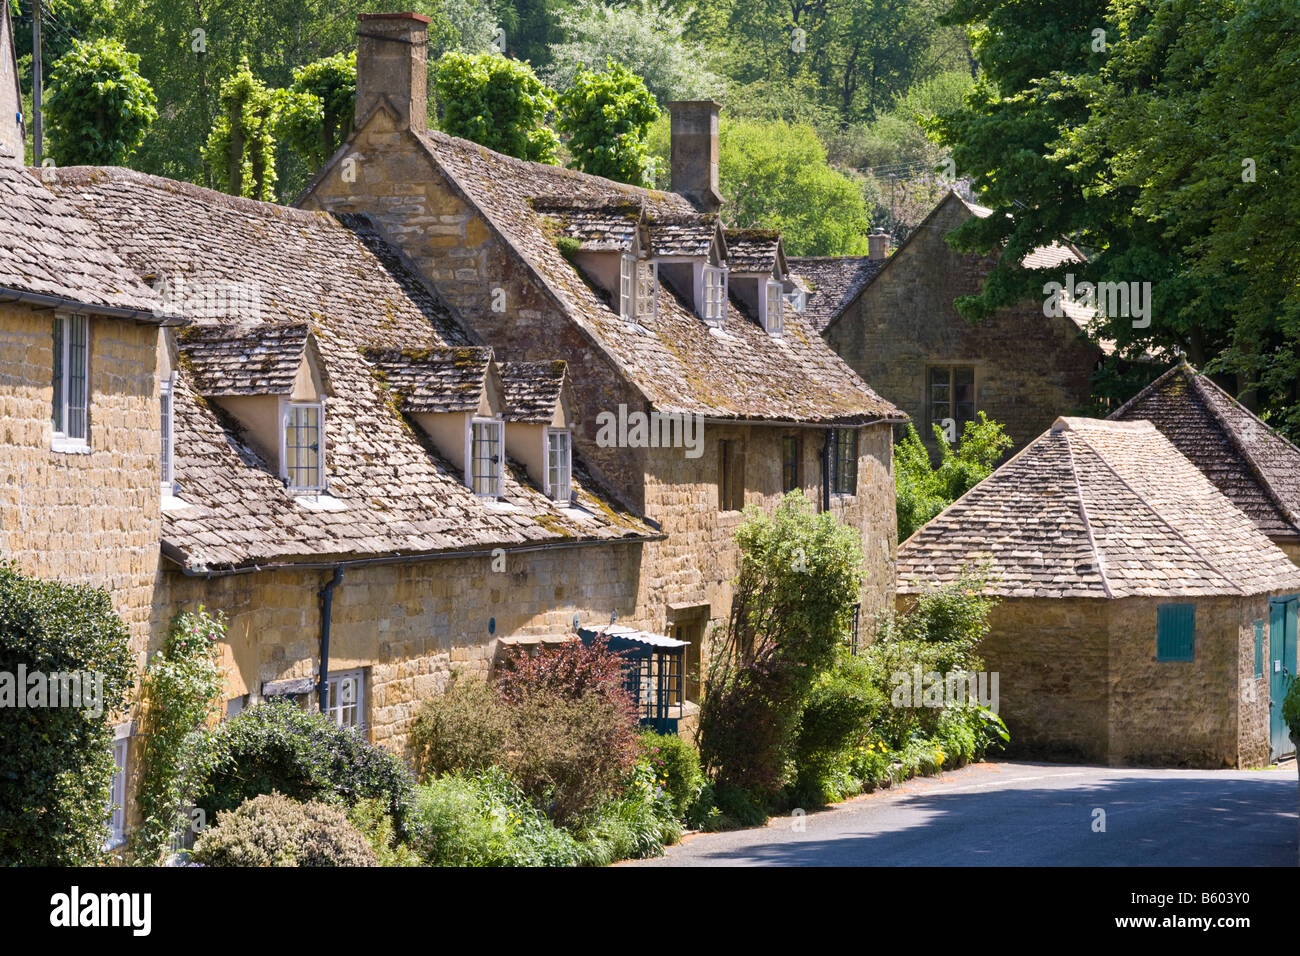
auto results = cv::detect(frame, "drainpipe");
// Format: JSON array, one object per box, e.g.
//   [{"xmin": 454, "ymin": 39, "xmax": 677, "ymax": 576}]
[{"xmin": 317, "ymin": 567, "xmax": 344, "ymax": 715}]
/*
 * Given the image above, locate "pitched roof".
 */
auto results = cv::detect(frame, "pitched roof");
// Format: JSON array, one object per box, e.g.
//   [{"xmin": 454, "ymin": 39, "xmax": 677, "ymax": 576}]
[
  {"xmin": 40, "ymin": 167, "xmax": 657, "ymax": 572},
  {"xmin": 1109, "ymin": 361, "xmax": 1300, "ymax": 543},
  {"xmin": 648, "ymin": 214, "xmax": 721, "ymax": 258},
  {"xmin": 786, "ymin": 256, "xmax": 885, "ymax": 334},
  {"xmin": 407, "ymin": 130, "xmax": 902, "ymax": 424},
  {"xmin": 534, "ymin": 197, "xmax": 644, "ymax": 252},
  {"xmin": 898, "ymin": 417, "xmax": 1300, "ymax": 598},
  {"xmin": 0, "ymin": 145, "xmax": 166, "ymax": 319},
  {"xmin": 723, "ymin": 229, "xmax": 782, "ymax": 274},
  {"xmin": 499, "ymin": 360, "xmax": 569, "ymax": 423},
  {"xmin": 363, "ymin": 346, "xmax": 495, "ymax": 414},
  {"xmin": 180, "ymin": 323, "xmax": 318, "ymax": 396}
]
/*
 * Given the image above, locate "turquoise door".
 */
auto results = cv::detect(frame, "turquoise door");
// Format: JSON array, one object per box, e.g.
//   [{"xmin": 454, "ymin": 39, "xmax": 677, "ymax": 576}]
[{"xmin": 1269, "ymin": 596, "xmax": 1298, "ymax": 762}]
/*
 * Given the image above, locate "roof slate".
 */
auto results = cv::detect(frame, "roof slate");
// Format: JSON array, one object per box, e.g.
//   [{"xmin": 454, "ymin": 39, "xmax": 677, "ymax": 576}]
[
  {"xmin": 180, "ymin": 323, "xmax": 313, "ymax": 396},
  {"xmin": 499, "ymin": 360, "xmax": 568, "ymax": 423},
  {"xmin": 362, "ymin": 346, "xmax": 494, "ymax": 414},
  {"xmin": 1109, "ymin": 362, "xmax": 1300, "ymax": 543},
  {"xmin": 533, "ymin": 197, "xmax": 643, "ymax": 252},
  {"xmin": 723, "ymin": 229, "xmax": 781, "ymax": 274},
  {"xmin": 898, "ymin": 416, "xmax": 1300, "ymax": 598},
  {"xmin": 648, "ymin": 214, "xmax": 720, "ymax": 258},
  {"xmin": 786, "ymin": 256, "xmax": 885, "ymax": 334}
]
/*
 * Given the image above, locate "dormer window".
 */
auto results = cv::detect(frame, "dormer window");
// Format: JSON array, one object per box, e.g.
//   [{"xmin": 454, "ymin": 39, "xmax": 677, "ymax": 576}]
[
  {"xmin": 470, "ymin": 418, "xmax": 504, "ymax": 497},
  {"xmin": 546, "ymin": 428, "xmax": 572, "ymax": 502},
  {"xmin": 620, "ymin": 255, "xmax": 657, "ymax": 322},
  {"xmin": 620, "ymin": 254, "xmax": 637, "ymax": 320},
  {"xmin": 764, "ymin": 279, "xmax": 784, "ymax": 336},
  {"xmin": 702, "ymin": 266, "xmax": 727, "ymax": 323},
  {"xmin": 283, "ymin": 401, "xmax": 325, "ymax": 492},
  {"xmin": 51, "ymin": 314, "xmax": 89, "ymax": 449}
]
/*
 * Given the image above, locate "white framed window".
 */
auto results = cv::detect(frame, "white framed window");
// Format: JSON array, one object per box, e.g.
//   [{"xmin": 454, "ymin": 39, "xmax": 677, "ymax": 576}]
[
  {"xmin": 702, "ymin": 266, "xmax": 727, "ymax": 323},
  {"xmin": 784, "ymin": 288, "xmax": 806, "ymax": 314},
  {"xmin": 619, "ymin": 254, "xmax": 637, "ymax": 320},
  {"xmin": 764, "ymin": 279, "xmax": 784, "ymax": 336},
  {"xmin": 546, "ymin": 428, "xmax": 572, "ymax": 502},
  {"xmin": 469, "ymin": 418, "xmax": 504, "ymax": 497},
  {"xmin": 323, "ymin": 669, "xmax": 365, "ymax": 731},
  {"xmin": 106, "ymin": 723, "xmax": 130, "ymax": 849},
  {"xmin": 283, "ymin": 401, "xmax": 325, "ymax": 492},
  {"xmin": 636, "ymin": 260, "xmax": 658, "ymax": 322},
  {"xmin": 52, "ymin": 313, "xmax": 89, "ymax": 449},
  {"xmin": 160, "ymin": 372, "xmax": 176, "ymax": 491}
]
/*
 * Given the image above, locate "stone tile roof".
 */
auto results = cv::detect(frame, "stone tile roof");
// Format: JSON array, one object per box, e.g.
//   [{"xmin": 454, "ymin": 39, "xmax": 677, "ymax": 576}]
[
  {"xmin": 180, "ymin": 322, "xmax": 315, "ymax": 396},
  {"xmin": 41, "ymin": 166, "xmax": 657, "ymax": 571},
  {"xmin": 723, "ymin": 229, "xmax": 781, "ymax": 274},
  {"xmin": 0, "ymin": 145, "xmax": 163, "ymax": 318},
  {"xmin": 648, "ymin": 214, "xmax": 720, "ymax": 258},
  {"xmin": 786, "ymin": 256, "xmax": 885, "ymax": 333},
  {"xmin": 499, "ymin": 360, "xmax": 569, "ymax": 423},
  {"xmin": 1109, "ymin": 361, "xmax": 1300, "ymax": 543},
  {"xmin": 414, "ymin": 130, "xmax": 903, "ymax": 424},
  {"xmin": 363, "ymin": 345, "xmax": 495, "ymax": 414},
  {"xmin": 898, "ymin": 416, "xmax": 1300, "ymax": 598},
  {"xmin": 533, "ymin": 197, "xmax": 643, "ymax": 252}
]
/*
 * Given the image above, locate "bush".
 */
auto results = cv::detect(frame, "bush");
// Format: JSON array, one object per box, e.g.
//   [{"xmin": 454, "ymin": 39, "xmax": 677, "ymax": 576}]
[
  {"xmin": 791, "ymin": 659, "xmax": 885, "ymax": 807},
  {"xmin": 638, "ymin": 730, "xmax": 704, "ymax": 820},
  {"xmin": 496, "ymin": 634, "xmax": 635, "ymax": 711},
  {"xmin": 433, "ymin": 51, "xmax": 560, "ymax": 163},
  {"xmin": 570, "ymin": 762, "xmax": 681, "ymax": 865},
  {"xmin": 192, "ymin": 699, "xmax": 415, "ymax": 837},
  {"xmin": 895, "ymin": 414, "xmax": 1013, "ymax": 542},
  {"xmin": 191, "ymin": 792, "xmax": 375, "ymax": 867},
  {"xmin": 348, "ymin": 798, "xmax": 421, "ymax": 867},
  {"xmin": 0, "ymin": 563, "xmax": 134, "ymax": 866},
  {"xmin": 408, "ymin": 678, "xmax": 509, "ymax": 779},
  {"xmin": 1281, "ymin": 675, "xmax": 1300, "ymax": 738}
]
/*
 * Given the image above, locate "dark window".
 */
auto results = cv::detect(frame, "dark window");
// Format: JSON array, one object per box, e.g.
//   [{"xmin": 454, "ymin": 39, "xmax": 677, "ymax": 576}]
[
  {"xmin": 1254, "ymin": 620, "xmax": 1265, "ymax": 678},
  {"xmin": 928, "ymin": 365, "xmax": 975, "ymax": 440},
  {"xmin": 845, "ymin": 603, "xmax": 861, "ymax": 656},
  {"xmin": 828, "ymin": 428, "xmax": 858, "ymax": 496},
  {"xmin": 781, "ymin": 435, "xmax": 801, "ymax": 493},
  {"xmin": 718, "ymin": 438, "xmax": 745, "ymax": 511},
  {"xmin": 1156, "ymin": 603, "xmax": 1195, "ymax": 661}
]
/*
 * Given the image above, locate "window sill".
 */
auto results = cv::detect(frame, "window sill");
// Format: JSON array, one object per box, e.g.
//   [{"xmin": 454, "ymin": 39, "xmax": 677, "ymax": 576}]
[
  {"xmin": 294, "ymin": 493, "xmax": 347, "ymax": 512},
  {"xmin": 51, "ymin": 439, "xmax": 90, "ymax": 455}
]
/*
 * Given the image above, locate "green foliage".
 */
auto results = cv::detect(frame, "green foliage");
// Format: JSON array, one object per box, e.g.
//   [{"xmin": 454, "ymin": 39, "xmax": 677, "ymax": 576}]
[
  {"xmin": 569, "ymin": 761, "xmax": 681, "ymax": 864},
  {"xmin": 276, "ymin": 52, "xmax": 356, "ymax": 169},
  {"xmin": 638, "ymin": 729, "xmax": 705, "ymax": 820},
  {"xmin": 348, "ymin": 797, "xmax": 422, "ymax": 866},
  {"xmin": 433, "ymin": 51, "xmax": 560, "ymax": 163},
  {"xmin": 895, "ymin": 413, "xmax": 1013, "ymax": 542},
  {"xmin": 130, "ymin": 608, "xmax": 225, "ymax": 864},
  {"xmin": 191, "ymin": 792, "xmax": 376, "ymax": 867},
  {"xmin": 1282, "ymin": 675, "xmax": 1300, "ymax": 739},
  {"xmin": 408, "ymin": 678, "xmax": 509, "ymax": 779},
  {"xmin": 556, "ymin": 60, "xmax": 660, "ymax": 186},
  {"xmin": 45, "ymin": 36, "xmax": 157, "ymax": 166},
  {"xmin": 202, "ymin": 57, "xmax": 282, "ymax": 200},
  {"xmin": 0, "ymin": 563, "xmax": 133, "ymax": 866},
  {"xmin": 192, "ymin": 698, "xmax": 415, "ymax": 836},
  {"xmin": 791, "ymin": 657, "xmax": 886, "ymax": 806}
]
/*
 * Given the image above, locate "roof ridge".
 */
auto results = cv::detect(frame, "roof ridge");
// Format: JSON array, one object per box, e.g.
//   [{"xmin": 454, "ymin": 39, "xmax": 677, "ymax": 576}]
[{"xmin": 1062, "ymin": 434, "xmax": 1115, "ymax": 598}]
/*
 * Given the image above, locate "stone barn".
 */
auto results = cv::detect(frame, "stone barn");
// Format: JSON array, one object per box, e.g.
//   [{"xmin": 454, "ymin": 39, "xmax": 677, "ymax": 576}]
[{"xmin": 897, "ymin": 417, "xmax": 1300, "ymax": 768}]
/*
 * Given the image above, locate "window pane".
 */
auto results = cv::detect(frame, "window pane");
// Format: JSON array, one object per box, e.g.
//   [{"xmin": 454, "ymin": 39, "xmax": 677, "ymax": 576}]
[
  {"xmin": 472, "ymin": 421, "xmax": 501, "ymax": 496},
  {"xmin": 51, "ymin": 318, "xmax": 64, "ymax": 433},
  {"xmin": 636, "ymin": 262, "xmax": 656, "ymax": 320},
  {"xmin": 286, "ymin": 404, "xmax": 321, "ymax": 490},
  {"xmin": 782, "ymin": 435, "xmax": 799, "ymax": 493},
  {"xmin": 67, "ymin": 316, "xmax": 88, "ymax": 440},
  {"xmin": 160, "ymin": 385, "xmax": 172, "ymax": 483}
]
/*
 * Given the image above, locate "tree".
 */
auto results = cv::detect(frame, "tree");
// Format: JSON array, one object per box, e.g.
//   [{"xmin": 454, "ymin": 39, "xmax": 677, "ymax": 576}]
[
  {"xmin": 545, "ymin": 0, "xmax": 724, "ymax": 105},
  {"xmin": 202, "ymin": 57, "xmax": 283, "ymax": 200},
  {"xmin": 44, "ymin": 37, "xmax": 157, "ymax": 166},
  {"xmin": 433, "ymin": 51, "xmax": 560, "ymax": 162},
  {"xmin": 894, "ymin": 413, "xmax": 1012, "ymax": 542},
  {"xmin": 556, "ymin": 60, "xmax": 659, "ymax": 185},
  {"xmin": 276, "ymin": 52, "xmax": 356, "ymax": 169}
]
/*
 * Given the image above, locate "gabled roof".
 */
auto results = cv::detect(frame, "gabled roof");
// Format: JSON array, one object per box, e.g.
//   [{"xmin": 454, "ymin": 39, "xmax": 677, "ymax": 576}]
[
  {"xmin": 786, "ymin": 256, "xmax": 885, "ymax": 334},
  {"xmin": 0, "ymin": 145, "xmax": 169, "ymax": 320},
  {"xmin": 363, "ymin": 345, "xmax": 496, "ymax": 414},
  {"xmin": 723, "ymin": 229, "xmax": 784, "ymax": 275},
  {"xmin": 40, "ymin": 166, "xmax": 657, "ymax": 572},
  {"xmin": 180, "ymin": 323, "xmax": 326, "ymax": 396},
  {"xmin": 648, "ymin": 214, "xmax": 723, "ymax": 259},
  {"xmin": 499, "ymin": 360, "xmax": 570, "ymax": 423},
  {"xmin": 404, "ymin": 129, "xmax": 901, "ymax": 424},
  {"xmin": 1109, "ymin": 361, "xmax": 1300, "ymax": 543},
  {"xmin": 534, "ymin": 197, "xmax": 644, "ymax": 252},
  {"xmin": 898, "ymin": 417, "xmax": 1300, "ymax": 598}
]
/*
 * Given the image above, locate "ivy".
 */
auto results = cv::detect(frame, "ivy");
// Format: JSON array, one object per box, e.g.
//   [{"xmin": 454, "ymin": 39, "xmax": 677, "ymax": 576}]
[
  {"xmin": 44, "ymin": 37, "xmax": 157, "ymax": 167},
  {"xmin": 556, "ymin": 60, "xmax": 660, "ymax": 186}
]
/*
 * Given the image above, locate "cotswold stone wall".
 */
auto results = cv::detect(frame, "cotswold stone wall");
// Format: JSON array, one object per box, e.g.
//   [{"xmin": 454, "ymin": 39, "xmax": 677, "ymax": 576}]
[
  {"xmin": 0, "ymin": 302, "xmax": 161, "ymax": 661},
  {"xmin": 824, "ymin": 197, "xmax": 1101, "ymax": 455},
  {"xmin": 154, "ymin": 541, "xmax": 648, "ymax": 757},
  {"xmin": 1279, "ymin": 541, "xmax": 1300, "ymax": 569},
  {"xmin": 975, "ymin": 592, "xmax": 1280, "ymax": 768}
]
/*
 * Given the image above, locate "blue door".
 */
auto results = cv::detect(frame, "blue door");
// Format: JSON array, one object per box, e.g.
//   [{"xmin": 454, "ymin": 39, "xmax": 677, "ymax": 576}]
[{"xmin": 1269, "ymin": 596, "xmax": 1298, "ymax": 762}]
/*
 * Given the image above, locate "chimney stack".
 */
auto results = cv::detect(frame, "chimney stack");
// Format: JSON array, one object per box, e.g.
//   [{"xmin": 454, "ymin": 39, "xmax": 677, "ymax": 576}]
[
  {"xmin": 355, "ymin": 12, "xmax": 430, "ymax": 133},
  {"xmin": 667, "ymin": 101, "xmax": 722, "ymax": 214},
  {"xmin": 868, "ymin": 232, "xmax": 891, "ymax": 261}
]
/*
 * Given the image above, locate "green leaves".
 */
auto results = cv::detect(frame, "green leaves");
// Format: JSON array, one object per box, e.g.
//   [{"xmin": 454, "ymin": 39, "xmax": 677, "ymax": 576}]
[
  {"xmin": 556, "ymin": 60, "xmax": 659, "ymax": 186},
  {"xmin": 433, "ymin": 51, "xmax": 560, "ymax": 163},
  {"xmin": 45, "ymin": 36, "xmax": 157, "ymax": 166},
  {"xmin": 895, "ymin": 413, "xmax": 1012, "ymax": 542}
]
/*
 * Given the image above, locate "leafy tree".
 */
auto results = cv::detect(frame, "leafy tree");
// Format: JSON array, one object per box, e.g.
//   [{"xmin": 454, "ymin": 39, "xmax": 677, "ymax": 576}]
[
  {"xmin": 276, "ymin": 52, "xmax": 356, "ymax": 169},
  {"xmin": 545, "ymin": 0, "xmax": 724, "ymax": 105},
  {"xmin": 202, "ymin": 57, "xmax": 284, "ymax": 200},
  {"xmin": 894, "ymin": 413, "xmax": 1012, "ymax": 542},
  {"xmin": 433, "ymin": 51, "xmax": 560, "ymax": 162},
  {"xmin": 44, "ymin": 37, "xmax": 157, "ymax": 166},
  {"xmin": 556, "ymin": 60, "xmax": 659, "ymax": 185}
]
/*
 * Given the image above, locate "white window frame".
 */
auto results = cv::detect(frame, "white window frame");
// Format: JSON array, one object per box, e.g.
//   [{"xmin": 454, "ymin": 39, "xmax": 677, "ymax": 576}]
[
  {"xmin": 784, "ymin": 288, "xmax": 806, "ymax": 314},
  {"xmin": 635, "ymin": 259, "xmax": 658, "ymax": 322},
  {"xmin": 545, "ymin": 427, "xmax": 573, "ymax": 502},
  {"xmin": 51, "ymin": 313, "xmax": 90, "ymax": 451},
  {"xmin": 468, "ymin": 417, "xmax": 504, "ymax": 498},
  {"xmin": 619, "ymin": 253, "xmax": 637, "ymax": 320},
  {"xmin": 323, "ymin": 669, "xmax": 365, "ymax": 731},
  {"xmin": 764, "ymin": 279, "xmax": 784, "ymax": 336},
  {"xmin": 702, "ymin": 265, "xmax": 727, "ymax": 324},
  {"xmin": 160, "ymin": 371, "xmax": 176, "ymax": 493},
  {"xmin": 106, "ymin": 723, "xmax": 131, "ymax": 850},
  {"xmin": 280, "ymin": 400, "xmax": 326, "ymax": 493}
]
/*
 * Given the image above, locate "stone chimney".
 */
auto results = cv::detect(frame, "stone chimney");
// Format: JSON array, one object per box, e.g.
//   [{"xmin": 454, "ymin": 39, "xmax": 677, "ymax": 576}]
[
  {"xmin": 354, "ymin": 12, "xmax": 429, "ymax": 133},
  {"xmin": 667, "ymin": 101, "xmax": 723, "ymax": 214},
  {"xmin": 868, "ymin": 232, "xmax": 891, "ymax": 261}
]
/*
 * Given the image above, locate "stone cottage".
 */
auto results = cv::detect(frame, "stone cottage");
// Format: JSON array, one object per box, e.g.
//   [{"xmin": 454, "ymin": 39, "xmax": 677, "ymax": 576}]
[
  {"xmin": 897, "ymin": 416, "xmax": 1300, "ymax": 768},
  {"xmin": 297, "ymin": 12, "xmax": 907, "ymax": 680},
  {"xmin": 812, "ymin": 190, "xmax": 1104, "ymax": 455},
  {"xmin": 1109, "ymin": 360, "xmax": 1300, "ymax": 567}
]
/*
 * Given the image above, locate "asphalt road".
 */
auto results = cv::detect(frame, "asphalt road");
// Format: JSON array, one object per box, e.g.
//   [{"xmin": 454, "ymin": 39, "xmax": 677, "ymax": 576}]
[{"xmin": 626, "ymin": 761, "xmax": 1300, "ymax": 866}]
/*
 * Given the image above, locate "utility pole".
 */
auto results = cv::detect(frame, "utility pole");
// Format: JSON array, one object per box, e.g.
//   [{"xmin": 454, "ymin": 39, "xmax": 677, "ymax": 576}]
[{"xmin": 32, "ymin": 0, "xmax": 43, "ymax": 164}]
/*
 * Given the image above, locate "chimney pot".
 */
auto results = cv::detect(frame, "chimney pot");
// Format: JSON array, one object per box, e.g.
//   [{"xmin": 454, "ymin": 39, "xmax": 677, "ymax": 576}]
[
  {"xmin": 667, "ymin": 100, "xmax": 722, "ymax": 214},
  {"xmin": 868, "ymin": 232, "xmax": 891, "ymax": 261},
  {"xmin": 355, "ymin": 12, "xmax": 430, "ymax": 134}
]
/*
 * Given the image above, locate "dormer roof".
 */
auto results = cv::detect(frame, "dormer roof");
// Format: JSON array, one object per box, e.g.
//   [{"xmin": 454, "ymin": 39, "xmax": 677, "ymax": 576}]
[
  {"xmin": 648, "ymin": 214, "xmax": 724, "ymax": 259},
  {"xmin": 499, "ymin": 360, "xmax": 572, "ymax": 423},
  {"xmin": 180, "ymin": 322, "xmax": 332, "ymax": 397},
  {"xmin": 534, "ymin": 197, "xmax": 646, "ymax": 253},
  {"xmin": 363, "ymin": 345, "xmax": 497, "ymax": 414},
  {"xmin": 723, "ymin": 229, "xmax": 786, "ymax": 276}
]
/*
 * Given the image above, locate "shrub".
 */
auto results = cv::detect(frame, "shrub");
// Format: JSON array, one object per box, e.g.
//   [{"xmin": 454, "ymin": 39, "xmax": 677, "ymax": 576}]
[
  {"xmin": 1281, "ymin": 675, "xmax": 1300, "ymax": 738},
  {"xmin": 348, "ymin": 798, "xmax": 421, "ymax": 867},
  {"xmin": 408, "ymin": 678, "xmax": 509, "ymax": 780},
  {"xmin": 496, "ymin": 634, "xmax": 635, "ymax": 711},
  {"xmin": 791, "ymin": 659, "xmax": 885, "ymax": 806},
  {"xmin": 0, "ymin": 563, "xmax": 134, "ymax": 866},
  {"xmin": 192, "ymin": 699, "xmax": 415, "ymax": 836},
  {"xmin": 638, "ymin": 730, "xmax": 704, "ymax": 820},
  {"xmin": 895, "ymin": 414, "xmax": 1013, "ymax": 542},
  {"xmin": 191, "ymin": 792, "xmax": 375, "ymax": 867},
  {"xmin": 570, "ymin": 761, "xmax": 681, "ymax": 865},
  {"xmin": 433, "ymin": 51, "xmax": 560, "ymax": 163}
]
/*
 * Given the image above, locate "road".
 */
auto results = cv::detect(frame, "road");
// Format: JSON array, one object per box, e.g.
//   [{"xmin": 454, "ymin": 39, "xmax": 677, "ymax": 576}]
[{"xmin": 626, "ymin": 761, "xmax": 1300, "ymax": 866}]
